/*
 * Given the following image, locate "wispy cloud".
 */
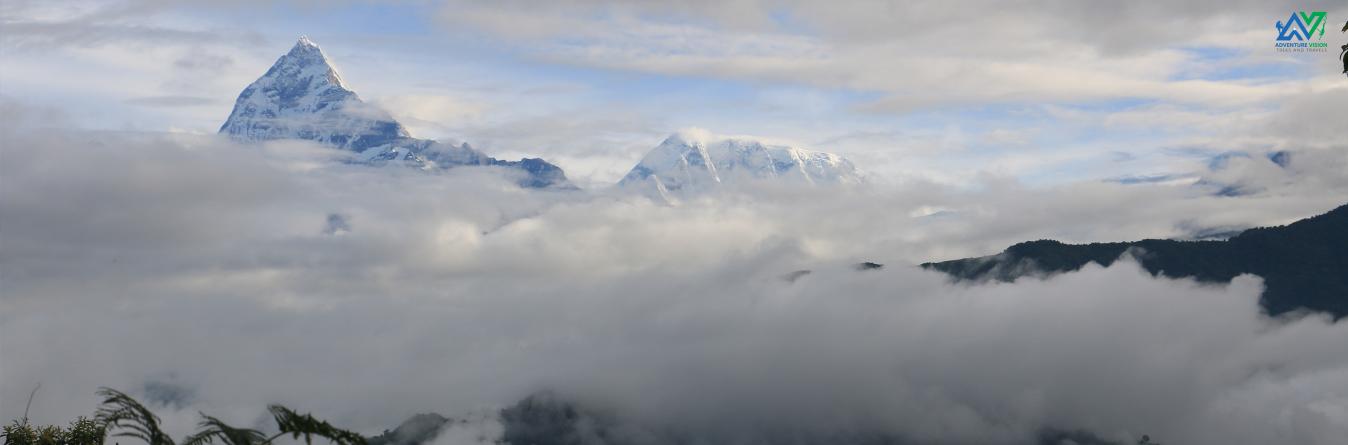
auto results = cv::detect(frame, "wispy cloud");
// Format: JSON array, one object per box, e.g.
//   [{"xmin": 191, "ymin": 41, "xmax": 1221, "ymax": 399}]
[{"xmin": 124, "ymin": 95, "xmax": 218, "ymax": 107}]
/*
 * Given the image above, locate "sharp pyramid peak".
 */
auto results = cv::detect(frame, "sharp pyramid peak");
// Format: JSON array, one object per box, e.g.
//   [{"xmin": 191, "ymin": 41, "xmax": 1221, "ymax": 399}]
[
  {"xmin": 285, "ymin": 35, "xmax": 329, "ymax": 60},
  {"xmin": 270, "ymin": 35, "xmax": 346, "ymax": 90},
  {"xmin": 219, "ymin": 35, "xmax": 373, "ymax": 140},
  {"xmin": 216, "ymin": 37, "xmax": 574, "ymax": 188}
]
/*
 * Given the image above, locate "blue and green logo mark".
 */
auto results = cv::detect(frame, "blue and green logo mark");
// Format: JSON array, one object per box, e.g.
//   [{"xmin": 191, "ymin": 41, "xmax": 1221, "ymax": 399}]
[{"xmin": 1275, "ymin": 11, "xmax": 1329, "ymax": 51}]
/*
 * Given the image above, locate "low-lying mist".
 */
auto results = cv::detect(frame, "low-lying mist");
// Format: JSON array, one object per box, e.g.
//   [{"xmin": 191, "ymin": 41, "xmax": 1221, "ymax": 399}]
[{"xmin": 2, "ymin": 101, "xmax": 1347, "ymax": 444}]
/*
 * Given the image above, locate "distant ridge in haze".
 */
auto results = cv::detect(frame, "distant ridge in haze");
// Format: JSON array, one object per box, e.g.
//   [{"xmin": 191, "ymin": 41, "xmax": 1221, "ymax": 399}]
[
  {"xmin": 923, "ymin": 203, "xmax": 1348, "ymax": 318},
  {"xmin": 619, "ymin": 129, "xmax": 861, "ymax": 198}
]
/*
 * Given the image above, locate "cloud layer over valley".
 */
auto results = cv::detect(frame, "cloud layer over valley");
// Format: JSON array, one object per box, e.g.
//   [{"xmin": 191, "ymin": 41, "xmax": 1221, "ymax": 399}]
[{"xmin": 3, "ymin": 99, "xmax": 1347, "ymax": 444}]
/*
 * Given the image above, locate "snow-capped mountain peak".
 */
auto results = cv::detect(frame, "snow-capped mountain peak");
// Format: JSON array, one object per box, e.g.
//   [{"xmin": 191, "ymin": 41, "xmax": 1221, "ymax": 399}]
[
  {"xmin": 218, "ymin": 37, "xmax": 571, "ymax": 189},
  {"xmin": 219, "ymin": 37, "xmax": 409, "ymax": 150},
  {"xmin": 619, "ymin": 129, "xmax": 862, "ymax": 195},
  {"xmin": 622, "ymin": 131, "xmax": 722, "ymax": 191},
  {"xmin": 282, "ymin": 36, "xmax": 351, "ymax": 93}
]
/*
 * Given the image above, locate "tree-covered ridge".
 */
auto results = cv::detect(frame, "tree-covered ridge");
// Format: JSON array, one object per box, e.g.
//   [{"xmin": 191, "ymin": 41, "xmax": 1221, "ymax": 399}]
[{"xmin": 922, "ymin": 203, "xmax": 1348, "ymax": 318}]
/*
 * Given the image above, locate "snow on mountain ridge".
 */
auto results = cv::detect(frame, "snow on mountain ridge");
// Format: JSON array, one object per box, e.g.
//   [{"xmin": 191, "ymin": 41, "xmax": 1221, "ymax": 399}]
[
  {"xmin": 219, "ymin": 37, "xmax": 571, "ymax": 189},
  {"xmin": 219, "ymin": 38, "xmax": 404, "ymax": 148},
  {"xmin": 620, "ymin": 130, "xmax": 862, "ymax": 196}
]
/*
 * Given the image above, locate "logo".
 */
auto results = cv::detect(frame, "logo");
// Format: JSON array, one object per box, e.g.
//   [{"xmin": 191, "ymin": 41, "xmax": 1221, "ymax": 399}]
[
  {"xmin": 1277, "ymin": 11, "xmax": 1326, "ymax": 40},
  {"xmin": 1275, "ymin": 11, "xmax": 1329, "ymax": 52}
]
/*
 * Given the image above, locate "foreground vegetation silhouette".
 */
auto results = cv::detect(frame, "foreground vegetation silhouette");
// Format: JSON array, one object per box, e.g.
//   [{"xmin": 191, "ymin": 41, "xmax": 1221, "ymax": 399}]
[{"xmin": 3, "ymin": 388, "xmax": 365, "ymax": 445}]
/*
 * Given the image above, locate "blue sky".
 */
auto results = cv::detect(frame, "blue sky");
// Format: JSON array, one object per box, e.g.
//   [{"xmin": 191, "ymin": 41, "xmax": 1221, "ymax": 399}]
[
  {"xmin": 2, "ymin": 0, "xmax": 1345, "ymax": 187},
  {"xmin": 5, "ymin": 3, "xmax": 1348, "ymax": 440}
]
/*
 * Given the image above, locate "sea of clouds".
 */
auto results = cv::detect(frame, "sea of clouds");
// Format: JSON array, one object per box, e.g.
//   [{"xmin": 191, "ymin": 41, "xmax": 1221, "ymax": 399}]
[{"xmin": 2, "ymin": 99, "xmax": 1347, "ymax": 444}]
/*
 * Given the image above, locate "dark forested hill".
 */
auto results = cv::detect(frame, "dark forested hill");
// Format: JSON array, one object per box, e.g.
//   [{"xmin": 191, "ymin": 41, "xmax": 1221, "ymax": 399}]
[{"xmin": 922, "ymin": 203, "xmax": 1348, "ymax": 318}]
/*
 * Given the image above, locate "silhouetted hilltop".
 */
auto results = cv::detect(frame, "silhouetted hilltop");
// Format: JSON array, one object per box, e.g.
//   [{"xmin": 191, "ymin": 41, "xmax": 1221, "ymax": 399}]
[
  {"xmin": 367, "ymin": 413, "xmax": 450, "ymax": 445},
  {"xmin": 922, "ymin": 203, "xmax": 1348, "ymax": 317}
]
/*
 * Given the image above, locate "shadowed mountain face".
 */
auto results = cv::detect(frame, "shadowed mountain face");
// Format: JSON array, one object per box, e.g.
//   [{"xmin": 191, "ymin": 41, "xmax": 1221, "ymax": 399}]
[
  {"xmin": 922, "ymin": 203, "xmax": 1348, "ymax": 318},
  {"xmin": 495, "ymin": 393, "xmax": 926, "ymax": 445},
  {"xmin": 375, "ymin": 393, "xmax": 1133, "ymax": 445}
]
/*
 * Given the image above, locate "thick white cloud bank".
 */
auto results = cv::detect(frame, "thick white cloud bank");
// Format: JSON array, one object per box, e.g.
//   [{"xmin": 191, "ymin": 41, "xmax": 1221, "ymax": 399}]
[{"xmin": 2, "ymin": 101, "xmax": 1347, "ymax": 444}]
